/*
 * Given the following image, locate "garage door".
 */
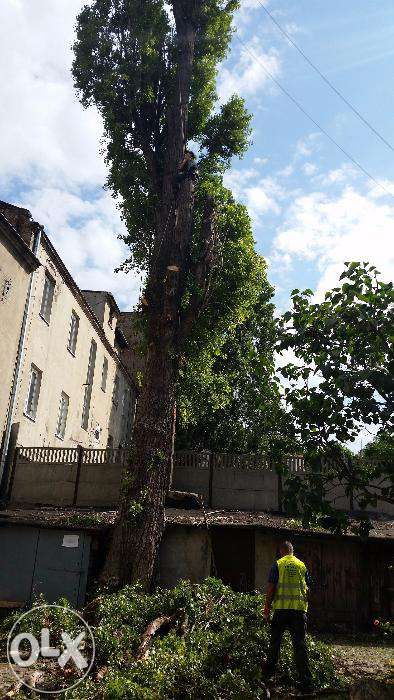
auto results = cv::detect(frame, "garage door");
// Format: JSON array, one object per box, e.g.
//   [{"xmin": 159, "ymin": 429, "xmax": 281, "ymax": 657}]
[{"xmin": 0, "ymin": 524, "xmax": 90, "ymax": 608}]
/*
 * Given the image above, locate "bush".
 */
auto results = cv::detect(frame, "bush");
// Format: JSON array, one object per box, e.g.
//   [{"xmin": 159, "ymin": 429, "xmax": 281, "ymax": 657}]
[{"xmin": 69, "ymin": 578, "xmax": 341, "ymax": 699}]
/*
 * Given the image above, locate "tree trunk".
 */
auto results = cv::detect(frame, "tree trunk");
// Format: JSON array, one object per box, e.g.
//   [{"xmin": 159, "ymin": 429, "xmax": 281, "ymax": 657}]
[{"xmin": 103, "ymin": 1, "xmax": 202, "ymax": 589}]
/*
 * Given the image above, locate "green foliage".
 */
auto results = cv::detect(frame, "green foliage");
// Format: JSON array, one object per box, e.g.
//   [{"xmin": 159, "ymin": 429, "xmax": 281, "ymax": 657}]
[
  {"xmin": 177, "ymin": 274, "xmax": 293, "ymax": 455},
  {"xmin": 174, "ymin": 175, "xmax": 290, "ymax": 454},
  {"xmin": 72, "ymin": 1, "xmax": 278, "ymax": 459},
  {"xmin": 0, "ymin": 595, "xmax": 87, "ymax": 665},
  {"xmin": 278, "ymin": 262, "xmax": 393, "ymax": 447},
  {"xmin": 57, "ymin": 579, "xmax": 340, "ymax": 699},
  {"xmin": 361, "ymin": 430, "xmax": 394, "ymax": 471},
  {"xmin": 73, "ymin": 0, "xmax": 251, "ymax": 272},
  {"xmin": 278, "ymin": 262, "xmax": 394, "ymax": 527},
  {"xmin": 373, "ymin": 617, "xmax": 394, "ymax": 643},
  {"xmin": 200, "ymin": 95, "xmax": 252, "ymax": 169}
]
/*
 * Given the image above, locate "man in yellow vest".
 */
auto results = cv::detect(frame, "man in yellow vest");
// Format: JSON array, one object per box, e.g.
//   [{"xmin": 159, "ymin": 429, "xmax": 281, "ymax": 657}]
[{"xmin": 263, "ymin": 541, "xmax": 313, "ymax": 692}]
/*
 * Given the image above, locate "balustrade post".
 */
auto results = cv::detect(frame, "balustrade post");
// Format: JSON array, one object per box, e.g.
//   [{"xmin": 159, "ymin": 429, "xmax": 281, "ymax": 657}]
[
  {"xmin": 208, "ymin": 452, "xmax": 214, "ymax": 508},
  {"xmin": 73, "ymin": 445, "xmax": 84, "ymax": 506}
]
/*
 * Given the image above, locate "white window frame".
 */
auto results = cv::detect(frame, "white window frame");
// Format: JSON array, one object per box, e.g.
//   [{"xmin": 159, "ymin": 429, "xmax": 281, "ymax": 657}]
[
  {"xmin": 56, "ymin": 391, "xmax": 69, "ymax": 440},
  {"xmin": 67, "ymin": 311, "xmax": 79, "ymax": 355},
  {"xmin": 25, "ymin": 364, "xmax": 42, "ymax": 421},
  {"xmin": 101, "ymin": 357, "xmax": 108, "ymax": 392},
  {"xmin": 39, "ymin": 272, "xmax": 55, "ymax": 324}
]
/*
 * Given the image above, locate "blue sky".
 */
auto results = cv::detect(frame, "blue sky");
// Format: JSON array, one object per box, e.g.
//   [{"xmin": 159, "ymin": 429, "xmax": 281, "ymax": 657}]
[{"xmin": 1, "ymin": 0, "xmax": 393, "ymax": 314}]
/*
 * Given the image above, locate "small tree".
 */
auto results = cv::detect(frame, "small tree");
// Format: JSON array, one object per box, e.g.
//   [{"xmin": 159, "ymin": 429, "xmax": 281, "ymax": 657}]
[
  {"xmin": 73, "ymin": 1, "xmax": 257, "ymax": 586},
  {"xmin": 278, "ymin": 262, "xmax": 393, "ymax": 527}
]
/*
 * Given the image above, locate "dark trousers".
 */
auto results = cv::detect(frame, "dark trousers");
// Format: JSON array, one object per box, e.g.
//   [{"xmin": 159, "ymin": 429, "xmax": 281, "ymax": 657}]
[{"xmin": 266, "ymin": 610, "xmax": 312, "ymax": 685}]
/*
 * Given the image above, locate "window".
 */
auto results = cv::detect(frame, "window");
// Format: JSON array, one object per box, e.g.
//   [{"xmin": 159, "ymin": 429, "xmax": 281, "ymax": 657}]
[
  {"xmin": 112, "ymin": 374, "xmax": 119, "ymax": 407},
  {"xmin": 81, "ymin": 339, "xmax": 97, "ymax": 429},
  {"xmin": 56, "ymin": 392, "xmax": 69, "ymax": 439},
  {"xmin": 101, "ymin": 357, "xmax": 108, "ymax": 392},
  {"xmin": 67, "ymin": 311, "xmax": 79, "ymax": 355},
  {"xmin": 40, "ymin": 273, "xmax": 55, "ymax": 324},
  {"xmin": 25, "ymin": 364, "xmax": 42, "ymax": 420}
]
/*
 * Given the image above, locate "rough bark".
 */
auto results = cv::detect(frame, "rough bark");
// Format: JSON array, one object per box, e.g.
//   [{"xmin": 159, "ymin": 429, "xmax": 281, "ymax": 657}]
[
  {"xmin": 103, "ymin": 0, "xmax": 205, "ymax": 589},
  {"xmin": 135, "ymin": 609, "xmax": 187, "ymax": 660}
]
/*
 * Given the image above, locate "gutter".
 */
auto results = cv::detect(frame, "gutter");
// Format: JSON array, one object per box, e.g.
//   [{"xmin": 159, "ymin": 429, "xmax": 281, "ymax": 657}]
[{"xmin": 0, "ymin": 226, "xmax": 42, "ymax": 495}]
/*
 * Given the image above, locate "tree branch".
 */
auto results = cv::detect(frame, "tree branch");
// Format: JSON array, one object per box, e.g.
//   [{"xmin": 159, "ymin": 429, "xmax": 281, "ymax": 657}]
[{"xmin": 181, "ymin": 196, "xmax": 219, "ymax": 337}]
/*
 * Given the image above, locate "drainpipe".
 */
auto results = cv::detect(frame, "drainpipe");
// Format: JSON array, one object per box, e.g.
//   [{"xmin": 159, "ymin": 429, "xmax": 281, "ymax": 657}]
[{"xmin": 0, "ymin": 226, "xmax": 42, "ymax": 494}]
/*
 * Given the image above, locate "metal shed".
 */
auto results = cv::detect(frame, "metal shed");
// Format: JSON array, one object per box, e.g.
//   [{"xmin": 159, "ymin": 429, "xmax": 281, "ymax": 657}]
[{"xmin": 0, "ymin": 519, "xmax": 92, "ymax": 609}]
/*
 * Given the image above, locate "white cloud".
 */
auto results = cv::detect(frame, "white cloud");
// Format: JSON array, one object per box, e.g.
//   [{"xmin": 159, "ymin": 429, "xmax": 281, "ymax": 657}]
[
  {"xmin": 253, "ymin": 156, "xmax": 269, "ymax": 166},
  {"xmin": 317, "ymin": 164, "xmax": 359, "ymax": 186},
  {"xmin": 0, "ymin": 0, "xmax": 140, "ymax": 309},
  {"xmin": 0, "ymin": 0, "xmax": 106, "ymax": 189},
  {"xmin": 278, "ymin": 164, "xmax": 294, "ymax": 178},
  {"xmin": 246, "ymin": 185, "xmax": 281, "ymax": 217},
  {"xmin": 273, "ymin": 181, "xmax": 394, "ymax": 298},
  {"xmin": 236, "ymin": 0, "xmax": 270, "ymax": 29},
  {"xmin": 218, "ymin": 39, "xmax": 281, "ymax": 103},
  {"xmin": 224, "ymin": 169, "xmax": 285, "ymax": 223},
  {"xmin": 302, "ymin": 162, "xmax": 317, "ymax": 176},
  {"xmin": 293, "ymin": 133, "xmax": 321, "ymax": 160},
  {"xmin": 20, "ymin": 188, "xmax": 140, "ymax": 309},
  {"xmin": 367, "ymin": 178, "xmax": 394, "ymax": 199}
]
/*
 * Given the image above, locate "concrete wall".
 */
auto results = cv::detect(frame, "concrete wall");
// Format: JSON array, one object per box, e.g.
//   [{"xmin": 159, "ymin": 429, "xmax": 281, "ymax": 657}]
[
  {"xmin": 172, "ymin": 461, "xmax": 279, "ymax": 512},
  {"xmin": 311, "ymin": 478, "xmax": 394, "ymax": 518},
  {"xmin": 10, "ymin": 236, "xmax": 135, "ymax": 451},
  {"xmin": 0, "ymin": 227, "xmax": 32, "ymax": 442},
  {"xmin": 159, "ymin": 526, "xmax": 212, "ymax": 588},
  {"xmin": 10, "ymin": 455, "xmax": 123, "ymax": 508},
  {"xmin": 254, "ymin": 531, "xmax": 277, "ymax": 591}
]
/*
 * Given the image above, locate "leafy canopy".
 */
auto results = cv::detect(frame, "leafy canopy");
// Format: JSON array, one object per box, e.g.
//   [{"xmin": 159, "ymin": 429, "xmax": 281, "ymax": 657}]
[
  {"xmin": 72, "ymin": 0, "xmax": 251, "ymax": 271},
  {"xmin": 278, "ymin": 261, "xmax": 393, "ymax": 448},
  {"xmin": 278, "ymin": 262, "xmax": 393, "ymax": 528}
]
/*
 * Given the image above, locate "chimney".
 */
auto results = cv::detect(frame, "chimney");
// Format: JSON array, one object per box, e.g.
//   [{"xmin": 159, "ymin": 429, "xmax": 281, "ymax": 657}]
[{"xmin": 0, "ymin": 201, "xmax": 35, "ymax": 248}]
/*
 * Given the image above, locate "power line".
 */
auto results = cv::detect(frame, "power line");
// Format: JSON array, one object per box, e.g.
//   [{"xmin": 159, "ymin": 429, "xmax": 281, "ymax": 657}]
[
  {"xmin": 254, "ymin": 0, "xmax": 394, "ymax": 152},
  {"xmin": 234, "ymin": 34, "xmax": 394, "ymax": 200}
]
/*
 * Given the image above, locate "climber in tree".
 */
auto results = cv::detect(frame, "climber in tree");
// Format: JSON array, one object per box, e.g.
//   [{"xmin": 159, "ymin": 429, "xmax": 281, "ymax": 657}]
[{"xmin": 174, "ymin": 150, "xmax": 199, "ymax": 191}]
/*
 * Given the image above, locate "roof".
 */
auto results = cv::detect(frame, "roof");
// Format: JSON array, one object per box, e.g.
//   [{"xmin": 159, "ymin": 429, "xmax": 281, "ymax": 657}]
[
  {"xmin": 81, "ymin": 289, "xmax": 121, "ymax": 316},
  {"xmin": 165, "ymin": 508, "xmax": 394, "ymax": 542},
  {"xmin": 0, "ymin": 507, "xmax": 392, "ymax": 542},
  {"xmin": 0, "ymin": 212, "xmax": 40, "ymax": 272},
  {"xmin": 0, "ymin": 507, "xmax": 117, "ymax": 532}
]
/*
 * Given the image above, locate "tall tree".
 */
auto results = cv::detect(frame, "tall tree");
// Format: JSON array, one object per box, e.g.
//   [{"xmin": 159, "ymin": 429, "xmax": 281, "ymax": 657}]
[{"xmin": 73, "ymin": 0, "xmax": 254, "ymax": 586}]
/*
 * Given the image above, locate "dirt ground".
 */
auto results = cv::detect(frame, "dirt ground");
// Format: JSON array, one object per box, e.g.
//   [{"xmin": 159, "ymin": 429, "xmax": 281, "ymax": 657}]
[{"xmin": 317, "ymin": 633, "xmax": 394, "ymax": 682}]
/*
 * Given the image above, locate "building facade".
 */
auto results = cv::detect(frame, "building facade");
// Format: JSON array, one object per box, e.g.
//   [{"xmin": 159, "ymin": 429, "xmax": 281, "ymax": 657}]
[
  {"xmin": 0, "ymin": 211, "xmax": 40, "ymax": 448},
  {"xmin": 0, "ymin": 201, "xmax": 137, "ymax": 476}
]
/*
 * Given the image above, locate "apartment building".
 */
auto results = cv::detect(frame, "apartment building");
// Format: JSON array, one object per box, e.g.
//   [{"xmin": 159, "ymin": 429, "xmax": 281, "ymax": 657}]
[
  {"xmin": 0, "ymin": 211, "xmax": 40, "ymax": 445},
  {"xmin": 0, "ymin": 201, "xmax": 137, "ymax": 472}
]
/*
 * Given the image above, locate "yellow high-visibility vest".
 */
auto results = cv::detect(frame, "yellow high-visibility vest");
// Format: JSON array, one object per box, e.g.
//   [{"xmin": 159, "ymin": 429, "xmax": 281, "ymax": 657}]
[{"xmin": 272, "ymin": 554, "xmax": 308, "ymax": 612}]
